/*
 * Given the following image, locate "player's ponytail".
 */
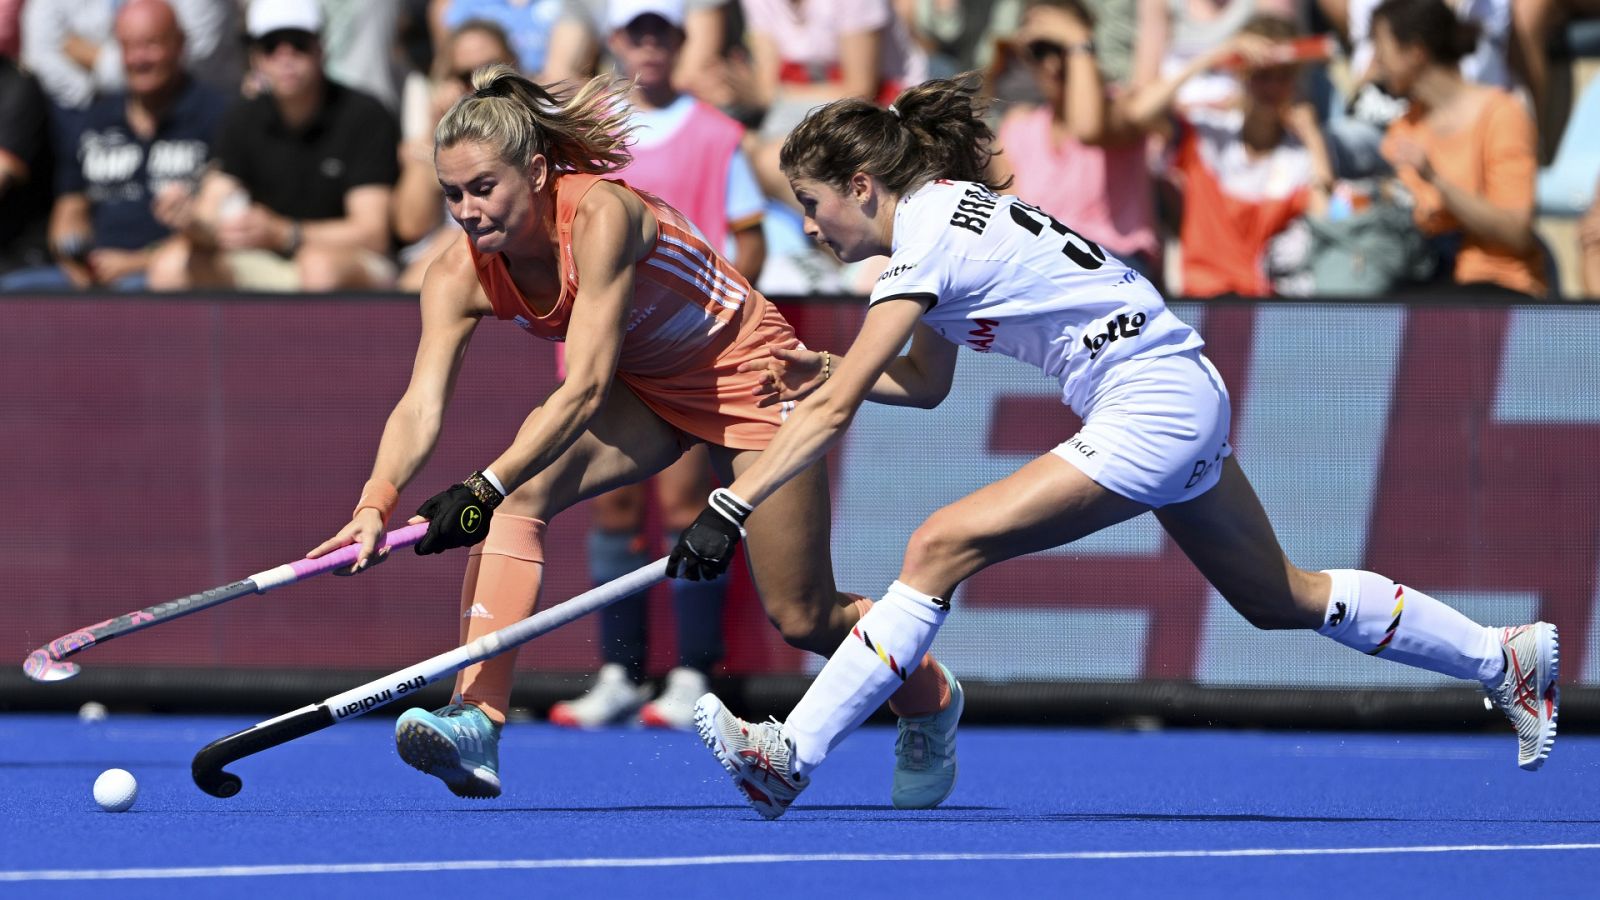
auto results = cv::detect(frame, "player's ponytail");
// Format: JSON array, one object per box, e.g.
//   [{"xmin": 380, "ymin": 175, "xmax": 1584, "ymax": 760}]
[
  {"xmin": 436, "ymin": 64, "xmax": 635, "ymax": 174},
  {"xmin": 779, "ymin": 72, "xmax": 1009, "ymax": 196}
]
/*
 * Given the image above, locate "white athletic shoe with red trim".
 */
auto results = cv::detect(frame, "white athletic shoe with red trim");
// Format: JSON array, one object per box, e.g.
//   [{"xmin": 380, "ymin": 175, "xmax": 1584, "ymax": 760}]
[
  {"xmin": 1483, "ymin": 622, "xmax": 1559, "ymax": 771},
  {"xmin": 693, "ymin": 693, "xmax": 808, "ymax": 820},
  {"xmin": 639, "ymin": 666, "xmax": 706, "ymax": 730},
  {"xmin": 548, "ymin": 663, "xmax": 650, "ymax": 728}
]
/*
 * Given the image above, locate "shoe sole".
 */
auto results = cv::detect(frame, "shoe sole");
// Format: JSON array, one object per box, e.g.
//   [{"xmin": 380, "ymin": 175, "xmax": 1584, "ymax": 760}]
[
  {"xmin": 892, "ymin": 669, "xmax": 964, "ymax": 810},
  {"xmin": 692, "ymin": 695, "xmax": 788, "ymax": 820},
  {"xmin": 395, "ymin": 719, "xmax": 502, "ymax": 799},
  {"xmin": 1520, "ymin": 623, "xmax": 1559, "ymax": 772}
]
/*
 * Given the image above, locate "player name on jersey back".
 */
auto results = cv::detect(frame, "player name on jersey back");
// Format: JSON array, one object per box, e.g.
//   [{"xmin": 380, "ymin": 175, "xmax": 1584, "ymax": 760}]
[{"xmin": 868, "ymin": 179, "xmax": 1204, "ymax": 412}]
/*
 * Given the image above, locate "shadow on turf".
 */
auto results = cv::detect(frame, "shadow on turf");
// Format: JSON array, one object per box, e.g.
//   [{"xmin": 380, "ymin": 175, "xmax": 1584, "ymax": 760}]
[
  {"xmin": 447, "ymin": 804, "xmax": 1003, "ymax": 814},
  {"xmin": 445, "ymin": 805, "xmax": 1600, "ymax": 824},
  {"xmin": 0, "ymin": 760, "xmax": 188, "ymax": 769}
]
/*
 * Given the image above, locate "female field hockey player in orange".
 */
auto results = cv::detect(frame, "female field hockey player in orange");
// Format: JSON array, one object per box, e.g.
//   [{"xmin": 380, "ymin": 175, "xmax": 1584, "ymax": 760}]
[
  {"xmin": 670, "ymin": 73, "xmax": 1560, "ymax": 819},
  {"xmin": 305, "ymin": 64, "xmax": 955, "ymax": 802}
]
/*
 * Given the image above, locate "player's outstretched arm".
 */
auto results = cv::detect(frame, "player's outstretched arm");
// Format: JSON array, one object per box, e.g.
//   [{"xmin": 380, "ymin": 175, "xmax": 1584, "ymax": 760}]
[
  {"xmin": 740, "ymin": 323, "xmax": 955, "ymax": 409},
  {"xmin": 868, "ymin": 322, "xmax": 958, "ymax": 408},
  {"xmin": 307, "ymin": 240, "xmax": 485, "ymax": 571},
  {"xmin": 669, "ymin": 297, "xmax": 929, "ymax": 579}
]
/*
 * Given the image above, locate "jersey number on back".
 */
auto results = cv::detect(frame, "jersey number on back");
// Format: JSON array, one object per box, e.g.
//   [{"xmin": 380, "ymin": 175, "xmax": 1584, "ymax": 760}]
[{"xmin": 1008, "ymin": 200, "xmax": 1107, "ymax": 270}]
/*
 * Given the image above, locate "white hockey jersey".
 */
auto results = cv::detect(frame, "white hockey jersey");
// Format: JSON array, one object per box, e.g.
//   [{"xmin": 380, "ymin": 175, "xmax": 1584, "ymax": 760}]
[{"xmin": 868, "ymin": 179, "xmax": 1204, "ymax": 413}]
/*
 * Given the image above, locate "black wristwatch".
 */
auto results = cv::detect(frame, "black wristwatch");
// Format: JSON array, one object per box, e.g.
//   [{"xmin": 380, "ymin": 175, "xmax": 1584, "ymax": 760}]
[{"xmin": 1063, "ymin": 40, "xmax": 1096, "ymax": 56}]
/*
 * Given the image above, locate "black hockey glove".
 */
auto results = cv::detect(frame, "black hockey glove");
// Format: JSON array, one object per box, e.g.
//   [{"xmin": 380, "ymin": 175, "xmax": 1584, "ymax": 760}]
[
  {"xmin": 667, "ymin": 488, "xmax": 753, "ymax": 581},
  {"xmin": 415, "ymin": 471, "xmax": 504, "ymax": 555}
]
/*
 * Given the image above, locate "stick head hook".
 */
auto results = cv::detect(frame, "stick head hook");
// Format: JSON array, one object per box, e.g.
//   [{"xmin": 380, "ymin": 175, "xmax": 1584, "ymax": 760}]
[{"xmin": 22, "ymin": 651, "xmax": 80, "ymax": 682}]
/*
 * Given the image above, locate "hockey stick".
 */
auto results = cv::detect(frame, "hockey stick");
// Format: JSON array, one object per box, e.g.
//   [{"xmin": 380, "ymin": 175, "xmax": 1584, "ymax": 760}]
[
  {"xmin": 191, "ymin": 556, "xmax": 667, "ymax": 798},
  {"xmin": 22, "ymin": 523, "xmax": 430, "ymax": 683}
]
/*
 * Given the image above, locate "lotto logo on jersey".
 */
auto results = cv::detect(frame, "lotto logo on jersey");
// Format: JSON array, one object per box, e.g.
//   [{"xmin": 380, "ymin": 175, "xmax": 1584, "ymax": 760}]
[
  {"xmin": 1081, "ymin": 311, "xmax": 1147, "ymax": 359},
  {"xmin": 878, "ymin": 263, "xmax": 916, "ymax": 282}
]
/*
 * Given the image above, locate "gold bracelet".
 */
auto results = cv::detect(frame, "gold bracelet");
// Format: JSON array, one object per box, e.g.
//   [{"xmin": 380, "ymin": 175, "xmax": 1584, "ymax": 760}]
[{"xmin": 821, "ymin": 350, "xmax": 832, "ymax": 382}]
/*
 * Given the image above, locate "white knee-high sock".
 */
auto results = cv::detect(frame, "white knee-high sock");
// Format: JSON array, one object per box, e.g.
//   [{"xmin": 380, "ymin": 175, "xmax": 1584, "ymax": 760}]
[
  {"xmin": 785, "ymin": 580, "xmax": 949, "ymax": 778},
  {"xmin": 1318, "ymin": 569, "xmax": 1503, "ymax": 684}
]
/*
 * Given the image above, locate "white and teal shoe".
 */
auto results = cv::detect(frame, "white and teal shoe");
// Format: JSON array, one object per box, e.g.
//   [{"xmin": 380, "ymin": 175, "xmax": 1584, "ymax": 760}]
[
  {"xmin": 891, "ymin": 663, "xmax": 963, "ymax": 809},
  {"xmin": 395, "ymin": 701, "xmax": 503, "ymax": 798}
]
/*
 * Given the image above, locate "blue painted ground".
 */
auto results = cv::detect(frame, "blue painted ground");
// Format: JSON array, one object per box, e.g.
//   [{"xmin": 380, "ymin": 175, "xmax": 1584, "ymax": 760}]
[{"xmin": 3, "ymin": 713, "xmax": 1598, "ymax": 898}]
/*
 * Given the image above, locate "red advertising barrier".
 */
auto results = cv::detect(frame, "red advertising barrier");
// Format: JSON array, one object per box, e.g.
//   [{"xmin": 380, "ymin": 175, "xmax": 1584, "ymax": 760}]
[{"xmin": 3, "ymin": 298, "xmax": 1598, "ymax": 689}]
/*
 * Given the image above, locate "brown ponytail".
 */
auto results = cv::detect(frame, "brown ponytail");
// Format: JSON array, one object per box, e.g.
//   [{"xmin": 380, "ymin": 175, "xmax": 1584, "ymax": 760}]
[{"xmin": 779, "ymin": 72, "xmax": 1010, "ymax": 196}]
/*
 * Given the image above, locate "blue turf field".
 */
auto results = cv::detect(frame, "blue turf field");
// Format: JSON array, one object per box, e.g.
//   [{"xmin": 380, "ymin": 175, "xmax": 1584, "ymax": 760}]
[{"xmin": 4, "ymin": 713, "xmax": 1598, "ymax": 898}]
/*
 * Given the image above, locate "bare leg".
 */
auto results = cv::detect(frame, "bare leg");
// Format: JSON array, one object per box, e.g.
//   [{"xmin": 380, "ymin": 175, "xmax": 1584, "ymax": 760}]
[
  {"xmin": 897, "ymin": 453, "xmax": 1151, "ymax": 599},
  {"xmin": 1153, "ymin": 457, "xmax": 1330, "ymax": 629},
  {"xmin": 711, "ymin": 447, "xmax": 951, "ymax": 715},
  {"xmin": 710, "ymin": 447, "xmax": 853, "ymax": 653}
]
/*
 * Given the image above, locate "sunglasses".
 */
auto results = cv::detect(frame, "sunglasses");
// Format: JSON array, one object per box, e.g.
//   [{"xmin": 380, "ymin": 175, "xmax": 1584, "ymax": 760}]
[
  {"xmin": 254, "ymin": 29, "xmax": 316, "ymax": 55},
  {"xmin": 1020, "ymin": 39, "xmax": 1066, "ymax": 63}
]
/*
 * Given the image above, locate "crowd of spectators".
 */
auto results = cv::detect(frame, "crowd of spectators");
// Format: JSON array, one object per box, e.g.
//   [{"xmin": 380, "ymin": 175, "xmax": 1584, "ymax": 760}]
[{"xmin": 1, "ymin": 0, "xmax": 1597, "ymax": 298}]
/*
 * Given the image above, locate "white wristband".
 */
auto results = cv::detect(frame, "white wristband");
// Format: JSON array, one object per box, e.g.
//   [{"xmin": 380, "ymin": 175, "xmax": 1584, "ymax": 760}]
[
  {"xmin": 708, "ymin": 487, "xmax": 753, "ymax": 526},
  {"xmin": 480, "ymin": 468, "xmax": 508, "ymax": 497}
]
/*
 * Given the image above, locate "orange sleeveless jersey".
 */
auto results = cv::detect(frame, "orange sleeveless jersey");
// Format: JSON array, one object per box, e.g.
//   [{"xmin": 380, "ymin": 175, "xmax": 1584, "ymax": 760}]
[{"xmin": 468, "ymin": 172, "xmax": 797, "ymax": 450}]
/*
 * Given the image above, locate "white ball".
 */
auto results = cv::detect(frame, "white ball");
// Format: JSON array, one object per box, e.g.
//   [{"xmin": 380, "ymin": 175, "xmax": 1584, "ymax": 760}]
[
  {"xmin": 93, "ymin": 768, "xmax": 138, "ymax": 813},
  {"xmin": 78, "ymin": 701, "xmax": 108, "ymax": 723}
]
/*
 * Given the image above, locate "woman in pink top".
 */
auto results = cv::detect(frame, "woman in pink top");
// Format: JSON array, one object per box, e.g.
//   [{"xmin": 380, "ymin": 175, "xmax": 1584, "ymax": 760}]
[
  {"xmin": 991, "ymin": 0, "xmax": 1160, "ymax": 279},
  {"xmin": 738, "ymin": 0, "xmax": 927, "ymax": 206}
]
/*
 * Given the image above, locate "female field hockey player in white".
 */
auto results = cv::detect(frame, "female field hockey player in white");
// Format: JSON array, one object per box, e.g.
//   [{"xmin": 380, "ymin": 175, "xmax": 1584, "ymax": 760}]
[
  {"xmin": 305, "ymin": 64, "xmax": 955, "ymax": 802},
  {"xmin": 669, "ymin": 73, "xmax": 1561, "ymax": 820}
]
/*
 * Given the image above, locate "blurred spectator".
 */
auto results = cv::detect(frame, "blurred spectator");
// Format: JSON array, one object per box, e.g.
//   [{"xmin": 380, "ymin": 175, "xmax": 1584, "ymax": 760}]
[
  {"xmin": 151, "ymin": 0, "xmax": 400, "ymax": 291},
  {"xmin": 393, "ymin": 19, "xmax": 518, "ymax": 290},
  {"xmin": 607, "ymin": 0, "xmax": 764, "ymax": 278},
  {"xmin": 1132, "ymin": 0, "xmax": 1298, "ymax": 106},
  {"xmin": 1510, "ymin": 0, "xmax": 1600, "ymax": 149},
  {"xmin": 0, "ymin": 57, "xmax": 55, "ymax": 289},
  {"xmin": 428, "ymin": 0, "xmax": 567, "ymax": 80},
  {"xmin": 1119, "ymin": 15, "xmax": 1336, "ymax": 296},
  {"xmin": 1584, "ymin": 178, "xmax": 1600, "ymax": 296},
  {"xmin": 545, "ymin": 0, "xmax": 733, "ymax": 92},
  {"xmin": 549, "ymin": 0, "xmax": 764, "ymax": 730},
  {"xmin": 901, "ymin": 0, "xmax": 966, "ymax": 78},
  {"xmin": 984, "ymin": 0, "xmax": 1142, "ymax": 86},
  {"xmin": 738, "ymin": 0, "xmax": 927, "ymax": 206},
  {"xmin": 19, "ymin": 0, "xmax": 227, "ymax": 292},
  {"xmin": 990, "ymin": 0, "xmax": 1161, "ymax": 279},
  {"xmin": 320, "ymin": 0, "xmax": 405, "ymax": 110},
  {"xmin": 21, "ymin": 0, "xmax": 241, "ymax": 115},
  {"xmin": 0, "ymin": 0, "xmax": 21, "ymax": 59},
  {"xmin": 1319, "ymin": 0, "xmax": 1510, "ymax": 178},
  {"xmin": 1374, "ymin": 0, "xmax": 1547, "ymax": 297}
]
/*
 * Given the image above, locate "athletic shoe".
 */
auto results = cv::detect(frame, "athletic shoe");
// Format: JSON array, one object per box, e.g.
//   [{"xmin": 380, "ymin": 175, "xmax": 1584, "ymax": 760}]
[
  {"xmin": 639, "ymin": 666, "xmax": 707, "ymax": 730},
  {"xmin": 394, "ymin": 701, "xmax": 503, "ymax": 798},
  {"xmin": 1483, "ymin": 622, "xmax": 1560, "ymax": 771},
  {"xmin": 547, "ymin": 663, "xmax": 650, "ymax": 728},
  {"xmin": 693, "ymin": 693, "xmax": 808, "ymax": 820},
  {"xmin": 892, "ymin": 662, "xmax": 964, "ymax": 809}
]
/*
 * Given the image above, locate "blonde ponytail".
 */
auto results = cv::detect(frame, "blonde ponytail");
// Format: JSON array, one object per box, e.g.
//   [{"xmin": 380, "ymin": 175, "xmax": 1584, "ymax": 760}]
[{"xmin": 436, "ymin": 64, "xmax": 636, "ymax": 173}]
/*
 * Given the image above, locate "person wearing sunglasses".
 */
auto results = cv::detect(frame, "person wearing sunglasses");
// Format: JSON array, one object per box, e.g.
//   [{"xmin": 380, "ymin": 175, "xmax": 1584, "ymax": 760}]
[
  {"xmin": 393, "ymin": 19, "xmax": 520, "ymax": 291},
  {"xmin": 148, "ymin": 0, "xmax": 400, "ymax": 292},
  {"xmin": 989, "ymin": 0, "xmax": 1162, "ymax": 284}
]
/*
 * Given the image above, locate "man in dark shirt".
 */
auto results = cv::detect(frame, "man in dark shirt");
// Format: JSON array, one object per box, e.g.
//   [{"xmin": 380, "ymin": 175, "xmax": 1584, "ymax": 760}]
[
  {"xmin": 0, "ymin": 57, "xmax": 57, "ymax": 290},
  {"xmin": 42, "ymin": 0, "xmax": 226, "ymax": 290},
  {"xmin": 154, "ymin": 0, "xmax": 399, "ymax": 290}
]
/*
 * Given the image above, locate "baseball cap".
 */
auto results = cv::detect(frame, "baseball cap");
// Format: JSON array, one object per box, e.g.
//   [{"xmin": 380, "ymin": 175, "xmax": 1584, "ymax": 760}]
[
  {"xmin": 247, "ymin": 0, "xmax": 323, "ymax": 38},
  {"xmin": 606, "ymin": 0, "xmax": 685, "ymax": 32}
]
